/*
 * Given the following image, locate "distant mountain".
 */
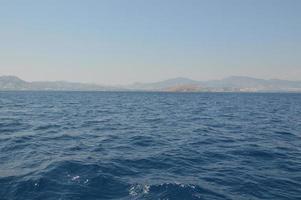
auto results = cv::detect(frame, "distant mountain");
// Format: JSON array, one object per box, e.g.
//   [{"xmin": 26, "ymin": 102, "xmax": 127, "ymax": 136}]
[
  {"xmin": 204, "ymin": 76, "xmax": 301, "ymax": 92},
  {"xmin": 1, "ymin": 75, "xmax": 301, "ymax": 92},
  {"xmin": 129, "ymin": 77, "xmax": 200, "ymax": 91},
  {"xmin": 0, "ymin": 76, "xmax": 30, "ymax": 90},
  {"xmin": 0, "ymin": 76, "xmax": 118, "ymax": 91},
  {"xmin": 205, "ymin": 76, "xmax": 267, "ymax": 88},
  {"xmin": 164, "ymin": 84, "xmax": 203, "ymax": 92}
]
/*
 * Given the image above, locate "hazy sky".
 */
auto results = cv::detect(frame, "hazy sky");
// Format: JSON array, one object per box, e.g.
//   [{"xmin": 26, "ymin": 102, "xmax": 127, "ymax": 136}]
[{"xmin": 0, "ymin": 0, "xmax": 300, "ymax": 85}]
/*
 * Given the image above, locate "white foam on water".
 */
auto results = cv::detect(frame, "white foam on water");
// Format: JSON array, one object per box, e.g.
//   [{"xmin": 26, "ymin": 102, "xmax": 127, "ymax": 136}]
[
  {"xmin": 71, "ymin": 176, "xmax": 80, "ymax": 181},
  {"xmin": 143, "ymin": 185, "xmax": 150, "ymax": 194},
  {"xmin": 129, "ymin": 184, "xmax": 150, "ymax": 196}
]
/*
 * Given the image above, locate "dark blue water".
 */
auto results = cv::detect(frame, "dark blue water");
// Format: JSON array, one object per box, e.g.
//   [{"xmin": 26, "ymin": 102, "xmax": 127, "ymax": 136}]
[{"xmin": 0, "ymin": 92, "xmax": 301, "ymax": 200}]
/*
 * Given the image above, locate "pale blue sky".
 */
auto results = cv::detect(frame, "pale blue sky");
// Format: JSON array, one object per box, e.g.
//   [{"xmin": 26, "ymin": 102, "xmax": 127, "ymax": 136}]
[{"xmin": 0, "ymin": 0, "xmax": 300, "ymax": 84}]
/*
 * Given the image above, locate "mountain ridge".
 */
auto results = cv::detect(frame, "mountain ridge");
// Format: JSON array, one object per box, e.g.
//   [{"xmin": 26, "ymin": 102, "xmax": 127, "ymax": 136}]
[{"xmin": 1, "ymin": 75, "xmax": 301, "ymax": 92}]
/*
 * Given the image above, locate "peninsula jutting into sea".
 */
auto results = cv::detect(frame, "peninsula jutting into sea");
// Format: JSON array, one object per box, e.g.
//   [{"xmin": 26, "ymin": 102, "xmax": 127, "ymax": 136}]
[{"xmin": 1, "ymin": 75, "xmax": 301, "ymax": 92}]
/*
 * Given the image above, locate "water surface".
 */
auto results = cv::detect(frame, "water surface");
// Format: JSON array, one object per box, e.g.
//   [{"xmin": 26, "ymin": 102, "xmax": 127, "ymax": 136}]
[{"xmin": 0, "ymin": 92, "xmax": 300, "ymax": 199}]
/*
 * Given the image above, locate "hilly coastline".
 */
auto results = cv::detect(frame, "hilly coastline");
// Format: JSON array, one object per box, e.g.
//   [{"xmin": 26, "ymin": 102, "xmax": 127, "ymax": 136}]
[{"xmin": 1, "ymin": 75, "xmax": 301, "ymax": 92}]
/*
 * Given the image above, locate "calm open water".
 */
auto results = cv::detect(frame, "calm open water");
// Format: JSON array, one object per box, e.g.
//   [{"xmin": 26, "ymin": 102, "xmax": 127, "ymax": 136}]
[{"xmin": 0, "ymin": 92, "xmax": 300, "ymax": 200}]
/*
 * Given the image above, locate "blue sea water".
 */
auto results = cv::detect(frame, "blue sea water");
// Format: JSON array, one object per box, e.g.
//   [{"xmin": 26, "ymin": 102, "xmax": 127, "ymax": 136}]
[{"xmin": 0, "ymin": 91, "xmax": 301, "ymax": 200}]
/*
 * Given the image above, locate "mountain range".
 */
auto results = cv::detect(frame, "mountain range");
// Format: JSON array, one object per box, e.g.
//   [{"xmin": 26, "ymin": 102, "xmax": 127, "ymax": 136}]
[
  {"xmin": 1, "ymin": 75, "xmax": 301, "ymax": 92},
  {"xmin": 128, "ymin": 76, "xmax": 301, "ymax": 92}
]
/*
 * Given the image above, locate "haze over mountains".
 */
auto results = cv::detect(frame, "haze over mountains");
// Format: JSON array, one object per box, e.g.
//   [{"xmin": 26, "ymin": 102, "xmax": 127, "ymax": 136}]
[
  {"xmin": 1, "ymin": 75, "xmax": 301, "ymax": 92},
  {"xmin": 0, "ymin": 76, "xmax": 115, "ymax": 91}
]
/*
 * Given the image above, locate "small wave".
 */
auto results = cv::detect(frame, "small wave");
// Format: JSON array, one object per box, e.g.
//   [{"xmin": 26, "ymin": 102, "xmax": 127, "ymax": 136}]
[
  {"xmin": 34, "ymin": 124, "xmax": 61, "ymax": 131},
  {"xmin": 0, "ymin": 121, "xmax": 30, "ymax": 133},
  {"xmin": 230, "ymin": 148, "xmax": 278, "ymax": 160},
  {"xmin": 0, "ymin": 161, "xmax": 130, "ymax": 199},
  {"xmin": 274, "ymin": 130, "xmax": 296, "ymax": 137},
  {"xmin": 129, "ymin": 135, "xmax": 159, "ymax": 147}
]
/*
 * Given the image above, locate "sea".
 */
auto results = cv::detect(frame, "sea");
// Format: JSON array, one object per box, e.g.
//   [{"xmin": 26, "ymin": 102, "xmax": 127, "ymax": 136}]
[{"xmin": 0, "ymin": 91, "xmax": 300, "ymax": 200}]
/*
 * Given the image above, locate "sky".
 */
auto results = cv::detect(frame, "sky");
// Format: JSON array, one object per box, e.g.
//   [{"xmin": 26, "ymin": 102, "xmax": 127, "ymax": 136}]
[{"xmin": 0, "ymin": 0, "xmax": 300, "ymax": 85}]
